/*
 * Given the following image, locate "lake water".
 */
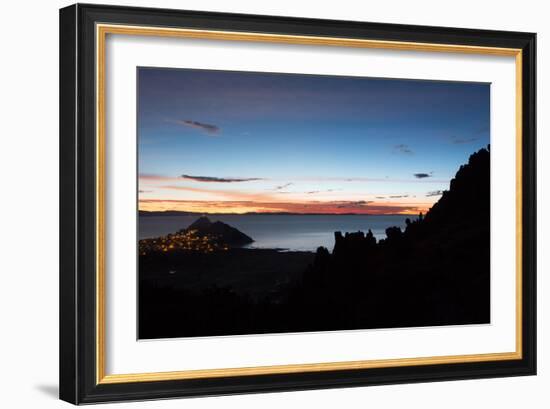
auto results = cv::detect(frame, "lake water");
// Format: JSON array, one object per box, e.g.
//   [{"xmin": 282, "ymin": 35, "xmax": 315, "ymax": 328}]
[{"xmin": 139, "ymin": 214, "xmax": 410, "ymax": 252}]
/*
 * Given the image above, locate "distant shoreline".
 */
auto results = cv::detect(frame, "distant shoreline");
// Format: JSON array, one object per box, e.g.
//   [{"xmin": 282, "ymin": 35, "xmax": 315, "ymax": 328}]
[{"xmin": 139, "ymin": 211, "xmax": 415, "ymax": 217}]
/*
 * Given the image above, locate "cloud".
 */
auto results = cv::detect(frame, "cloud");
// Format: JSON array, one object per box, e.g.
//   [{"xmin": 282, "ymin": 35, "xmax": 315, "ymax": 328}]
[
  {"xmin": 394, "ymin": 144, "xmax": 414, "ymax": 155},
  {"xmin": 161, "ymin": 184, "xmax": 277, "ymax": 203},
  {"xmin": 141, "ymin": 173, "xmax": 448, "ymax": 190},
  {"xmin": 389, "ymin": 194, "xmax": 409, "ymax": 198},
  {"xmin": 181, "ymin": 174, "xmax": 262, "ymax": 183},
  {"xmin": 336, "ymin": 200, "xmax": 373, "ymax": 208},
  {"xmin": 276, "ymin": 188, "xmax": 340, "ymax": 195},
  {"xmin": 450, "ymin": 136, "xmax": 480, "ymax": 144},
  {"xmin": 172, "ymin": 119, "xmax": 220, "ymax": 135},
  {"xmin": 139, "ymin": 173, "xmax": 181, "ymax": 182},
  {"xmin": 294, "ymin": 176, "xmax": 447, "ymax": 184},
  {"xmin": 413, "ymin": 172, "xmax": 432, "ymax": 179},
  {"xmin": 307, "ymin": 189, "xmax": 338, "ymax": 194},
  {"xmin": 426, "ymin": 190, "xmax": 444, "ymax": 197},
  {"xmin": 450, "ymin": 123, "xmax": 489, "ymax": 144},
  {"xmin": 275, "ymin": 182, "xmax": 293, "ymax": 191}
]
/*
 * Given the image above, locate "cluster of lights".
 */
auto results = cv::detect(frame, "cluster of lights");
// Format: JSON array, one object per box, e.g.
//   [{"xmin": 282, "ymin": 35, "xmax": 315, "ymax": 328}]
[{"xmin": 139, "ymin": 229, "xmax": 229, "ymax": 255}]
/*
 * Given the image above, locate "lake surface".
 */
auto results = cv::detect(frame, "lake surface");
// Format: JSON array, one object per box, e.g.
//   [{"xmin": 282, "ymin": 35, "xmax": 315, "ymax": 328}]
[{"xmin": 139, "ymin": 214, "xmax": 410, "ymax": 252}]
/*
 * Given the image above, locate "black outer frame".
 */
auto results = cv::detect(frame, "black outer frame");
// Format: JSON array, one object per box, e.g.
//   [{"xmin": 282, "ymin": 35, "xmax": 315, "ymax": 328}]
[{"xmin": 59, "ymin": 3, "xmax": 536, "ymax": 405}]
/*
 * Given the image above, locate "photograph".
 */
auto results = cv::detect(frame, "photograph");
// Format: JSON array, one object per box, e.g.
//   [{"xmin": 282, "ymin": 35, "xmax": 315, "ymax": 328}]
[
  {"xmin": 55, "ymin": 2, "xmax": 536, "ymax": 404},
  {"xmin": 137, "ymin": 67, "xmax": 491, "ymax": 339}
]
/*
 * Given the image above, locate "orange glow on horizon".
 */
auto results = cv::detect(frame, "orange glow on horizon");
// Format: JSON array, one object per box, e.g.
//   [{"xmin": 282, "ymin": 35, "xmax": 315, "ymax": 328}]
[{"xmin": 139, "ymin": 199, "xmax": 432, "ymax": 215}]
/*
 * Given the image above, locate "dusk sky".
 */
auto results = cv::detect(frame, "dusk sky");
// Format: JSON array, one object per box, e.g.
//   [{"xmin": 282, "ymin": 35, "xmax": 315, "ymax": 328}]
[{"xmin": 138, "ymin": 67, "xmax": 489, "ymax": 215}]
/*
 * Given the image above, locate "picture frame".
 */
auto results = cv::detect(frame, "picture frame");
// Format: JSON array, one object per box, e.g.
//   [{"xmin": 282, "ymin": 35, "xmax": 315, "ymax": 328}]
[{"xmin": 59, "ymin": 3, "xmax": 536, "ymax": 404}]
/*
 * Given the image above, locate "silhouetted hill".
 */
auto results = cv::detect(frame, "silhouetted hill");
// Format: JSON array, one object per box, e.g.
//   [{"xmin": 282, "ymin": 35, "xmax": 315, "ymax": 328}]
[
  {"xmin": 183, "ymin": 216, "xmax": 254, "ymax": 246},
  {"xmin": 424, "ymin": 147, "xmax": 490, "ymax": 227}
]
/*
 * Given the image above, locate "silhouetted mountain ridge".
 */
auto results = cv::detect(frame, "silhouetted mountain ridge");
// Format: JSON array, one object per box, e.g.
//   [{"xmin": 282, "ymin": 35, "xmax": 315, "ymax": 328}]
[
  {"xmin": 423, "ymin": 146, "xmax": 490, "ymax": 227},
  {"xmin": 329, "ymin": 146, "xmax": 490, "ymax": 254}
]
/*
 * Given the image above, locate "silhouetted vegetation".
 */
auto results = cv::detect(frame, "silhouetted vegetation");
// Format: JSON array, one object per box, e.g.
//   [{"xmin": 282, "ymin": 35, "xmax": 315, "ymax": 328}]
[{"xmin": 139, "ymin": 147, "xmax": 490, "ymax": 339}]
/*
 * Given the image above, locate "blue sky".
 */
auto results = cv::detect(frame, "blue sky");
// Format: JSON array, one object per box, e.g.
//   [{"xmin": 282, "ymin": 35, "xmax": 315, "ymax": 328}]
[{"xmin": 137, "ymin": 67, "xmax": 489, "ymax": 214}]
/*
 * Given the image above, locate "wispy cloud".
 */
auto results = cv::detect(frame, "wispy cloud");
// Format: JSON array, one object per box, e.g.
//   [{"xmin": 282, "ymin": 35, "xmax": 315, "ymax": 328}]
[
  {"xmin": 276, "ymin": 188, "xmax": 340, "ymax": 195},
  {"xmin": 389, "ymin": 194, "xmax": 409, "ymax": 198},
  {"xmin": 450, "ymin": 135, "xmax": 480, "ymax": 144},
  {"xmin": 336, "ymin": 200, "xmax": 373, "ymax": 208},
  {"xmin": 393, "ymin": 144, "xmax": 414, "ymax": 155},
  {"xmin": 275, "ymin": 182, "xmax": 293, "ymax": 191},
  {"xmin": 139, "ymin": 174, "xmax": 181, "ymax": 182},
  {"xmin": 160, "ymin": 184, "xmax": 278, "ymax": 203},
  {"xmin": 426, "ymin": 190, "xmax": 444, "ymax": 197},
  {"xmin": 297, "ymin": 176, "xmax": 446, "ymax": 184},
  {"xmin": 140, "ymin": 173, "xmax": 449, "ymax": 191},
  {"xmin": 307, "ymin": 189, "xmax": 339, "ymax": 194},
  {"xmin": 171, "ymin": 119, "xmax": 220, "ymax": 135},
  {"xmin": 181, "ymin": 174, "xmax": 263, "ymax": 183},
  {"xmin": 448, "ymin": 122, "xmax": 489, "ymax": 144}
]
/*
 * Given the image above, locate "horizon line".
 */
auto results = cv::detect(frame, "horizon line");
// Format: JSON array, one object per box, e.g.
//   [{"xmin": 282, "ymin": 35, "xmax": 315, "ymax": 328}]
[{"xmin": 138, "ymin": 210, "xmax": 426, "ymax": 216}]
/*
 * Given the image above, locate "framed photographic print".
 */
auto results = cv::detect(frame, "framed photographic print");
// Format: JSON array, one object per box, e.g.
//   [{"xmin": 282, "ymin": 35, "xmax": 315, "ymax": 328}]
[{"xmin": 59, "ymin": 3, "xmax": 536, "ymax": 404}]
